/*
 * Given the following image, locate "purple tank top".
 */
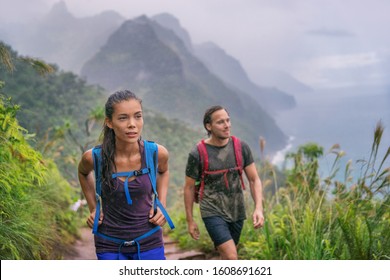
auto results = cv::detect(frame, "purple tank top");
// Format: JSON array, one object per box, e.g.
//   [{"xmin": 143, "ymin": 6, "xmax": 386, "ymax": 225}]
[{"xmin": 95, "ymin": 146, "xmax": 163, "ymax": 253}]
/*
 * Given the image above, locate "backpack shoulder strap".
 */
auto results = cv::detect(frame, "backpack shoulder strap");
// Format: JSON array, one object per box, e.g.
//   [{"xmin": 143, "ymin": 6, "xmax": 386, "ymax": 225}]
[
  {"xmin": 91, "ymin": 145, "xmax": 102, "ymax": 196},
  {"xmin": 91, "ymin": 145, "xmax": 103, "ymax": 234},
  {"xmin": 197, "ymin": 139, "xmax": 208, "ymax": 172},
  {"xmin": 196, "ymin": 139, "xmax": 208, "ymax": 201},
  {"xmin": 143, "ymin": 140, "xmax": 175, "ymax": 230},
  {"xmin": 143, "ymin": 140, "xmax": 158, "ymax": 195},
  {"xmin": 231, "ymin": 136, "xmax": 246, "ymax": 190},
  {"xmin": 231, "ymin": 136, "xmax": 242, "ymax": 169}
]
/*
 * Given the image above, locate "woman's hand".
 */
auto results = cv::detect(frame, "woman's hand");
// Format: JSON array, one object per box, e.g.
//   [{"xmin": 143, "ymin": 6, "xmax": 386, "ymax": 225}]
[
  {"xmin": 86, "ymin": 208, "xmax": 103, "ymax": 228},
  {"xmin": 149, "ymin": 207, "xmax": 166, "ymax": 227}
]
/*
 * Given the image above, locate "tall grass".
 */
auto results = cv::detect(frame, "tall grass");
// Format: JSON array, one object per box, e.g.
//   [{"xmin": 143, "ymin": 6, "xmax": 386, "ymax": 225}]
[
  {"xmin": 239, "ymin": 122, "xmax": 389, "ymax": 259},
  {"xmin": 0, "ymin": 95, "xmax": 80, "ymax": 259},
  {"xmin": 168, "ymin": 122, "xmax": 389, "ymax": 260}
]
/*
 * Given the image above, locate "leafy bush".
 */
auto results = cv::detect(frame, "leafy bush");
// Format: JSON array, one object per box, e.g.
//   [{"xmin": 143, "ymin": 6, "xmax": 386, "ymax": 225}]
[{"xmin": 0, "ymin": 95, "xmax": 80, "ymax": 259}]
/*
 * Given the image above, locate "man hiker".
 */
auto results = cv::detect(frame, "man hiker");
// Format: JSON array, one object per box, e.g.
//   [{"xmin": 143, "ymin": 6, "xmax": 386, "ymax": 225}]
[{"xmin": 183, "ymin": 105, "xmax": 264, "ymax": 260}]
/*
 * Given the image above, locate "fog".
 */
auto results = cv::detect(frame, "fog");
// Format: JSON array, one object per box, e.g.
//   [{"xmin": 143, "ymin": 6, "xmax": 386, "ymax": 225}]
[
  {"xmin": 1, "ymin": 0, "xmax": 389, "ymax": 171},
  {"xmin": 1, "ymin": 0, "xmax": 390, "ymax": 90}
]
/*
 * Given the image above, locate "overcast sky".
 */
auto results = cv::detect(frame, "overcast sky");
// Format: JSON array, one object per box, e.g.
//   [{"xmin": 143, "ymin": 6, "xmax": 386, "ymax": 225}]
[{"xmin": 1, "ymin": 0, "xmax": 390, "ymax": 90}]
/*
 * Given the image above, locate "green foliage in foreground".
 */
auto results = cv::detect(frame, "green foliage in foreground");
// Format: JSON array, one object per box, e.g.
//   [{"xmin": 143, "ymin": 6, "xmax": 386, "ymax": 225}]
[
  {"xmin": 169, "ymin": 122, "xmax": 390, "ymax": 260},
  {"xmin": 2, "ymin": 42, "xmax": 388, "ymax": 260},
  {"xmin": 0, "ymin": 95, "xmax": 80, "ymax": 259},
  {"xmin": 0, "ymin": 43, "xmax": 105, "ymax": 188}
]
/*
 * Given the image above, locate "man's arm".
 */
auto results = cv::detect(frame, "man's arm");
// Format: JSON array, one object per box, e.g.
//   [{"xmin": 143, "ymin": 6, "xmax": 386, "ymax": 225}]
[{"xmin": 244, "ymin": 162, "xmax": 265, "ymax": 229}]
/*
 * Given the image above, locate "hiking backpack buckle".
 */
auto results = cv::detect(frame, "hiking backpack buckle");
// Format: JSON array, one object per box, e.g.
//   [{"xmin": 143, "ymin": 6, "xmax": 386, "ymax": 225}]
[{"xmin": 123, "ymin": 240, "xmax": 135, "ymax": 246}]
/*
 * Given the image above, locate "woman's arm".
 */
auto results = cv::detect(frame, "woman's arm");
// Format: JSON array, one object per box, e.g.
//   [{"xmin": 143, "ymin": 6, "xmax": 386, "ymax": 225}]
[
  {"xmin": 156, "ymin": 144, "xmax": 169, "ymax": 207},
  {"xmin": 78, "ymin": 149, "xmax": 101, "ymax": 228},
  {"xmin": 149, "ymin": 144, "xmax": 169, "ymax": 226},
  {"xmin": 183, "ymin": 175, "xmax": 200, "ymax": 240}
]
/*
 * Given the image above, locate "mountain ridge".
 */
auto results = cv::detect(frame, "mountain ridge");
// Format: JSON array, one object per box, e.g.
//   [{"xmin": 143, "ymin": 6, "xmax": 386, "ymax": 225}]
[
  {"xmin": 0, "ymin": 2, "xmax": 291, "ymax": 154},
  {"xmin": 152, "ymin": 14, "xmax": 298, "ymax": 113},
  {"xmin": 81, "ymin": 15, "xmax": 288, "ymax": 154},
  {"xmin": 9, "ymin": 1, "xmax": 125, "ymax": 73}
]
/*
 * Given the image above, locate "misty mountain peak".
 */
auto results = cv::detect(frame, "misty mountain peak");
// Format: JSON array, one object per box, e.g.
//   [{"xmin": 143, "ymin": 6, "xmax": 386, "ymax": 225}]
[
  {"xmin": 194, "ymin": 41, "xmax": 297, "ymax": 112},
  {"xmin": 152, "ymin": 13, "xmax": 193, "ymax": 51},
  {"xmin": 133, "ymin": 15, "xmax": 151, "ymax": 24},
  {"xmin": 152, "ymin": 13, "xmax": 181, "ymax": 27},
  {"xmin": 48, "ymin": 1, "xmax": 72, "ymax": 19},
  {"xmin": 81, "ymin": 15, "xmax": 184, "ymax": 89}
]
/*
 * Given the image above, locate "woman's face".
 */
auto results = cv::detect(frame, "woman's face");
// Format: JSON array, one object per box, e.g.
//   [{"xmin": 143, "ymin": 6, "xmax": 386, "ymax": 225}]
[{"xmin": 106, "ymin": 99, "xmax": 143, "ymax": 144}]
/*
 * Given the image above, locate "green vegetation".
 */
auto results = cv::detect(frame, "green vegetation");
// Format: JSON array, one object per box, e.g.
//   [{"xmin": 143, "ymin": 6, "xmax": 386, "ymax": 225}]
[
  {"xmin": 1, "ymin": 41, "xmax": 388, "ymax": 260},
  {"xmin": 0, "ymin": 42, "xmax": 202, "ymax": 259},
  {"xmin": 0, "ymin": 43, "xmax": 106, "ymax": 189},
  {"xmin": 168, "ymin": 123, "xmax": 390, "ymax": 259},
  {"xmin": 0, "ymin": 95, "xmax": 80, "ymax": 259}
]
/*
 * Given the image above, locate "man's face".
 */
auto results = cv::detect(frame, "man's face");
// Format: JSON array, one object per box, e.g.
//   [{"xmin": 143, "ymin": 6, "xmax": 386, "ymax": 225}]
[{"xmin": 207, "ymin": 109, "xmax": 231, "ymax": 140}]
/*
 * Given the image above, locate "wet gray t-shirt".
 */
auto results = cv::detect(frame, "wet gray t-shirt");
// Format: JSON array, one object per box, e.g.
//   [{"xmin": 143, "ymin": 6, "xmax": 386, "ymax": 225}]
[{"xmin": 185, "ymin": 137, "xmax": 254, "ymax": 222}]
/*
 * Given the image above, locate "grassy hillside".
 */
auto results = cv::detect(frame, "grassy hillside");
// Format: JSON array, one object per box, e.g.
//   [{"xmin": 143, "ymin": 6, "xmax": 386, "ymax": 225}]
[{"xmin": 0, "ymin": 94, "xmax": 80, "ymax": 259}]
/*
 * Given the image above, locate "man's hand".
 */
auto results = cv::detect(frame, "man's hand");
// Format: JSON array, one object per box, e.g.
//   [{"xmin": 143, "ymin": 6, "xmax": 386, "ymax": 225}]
[
  {"xmin": 252, "ymin": 209, "xmax": 264, "ymax": 229},
  {"xmin": 188, "ymin": 220, "xmax": 200, "ymax": 240}
]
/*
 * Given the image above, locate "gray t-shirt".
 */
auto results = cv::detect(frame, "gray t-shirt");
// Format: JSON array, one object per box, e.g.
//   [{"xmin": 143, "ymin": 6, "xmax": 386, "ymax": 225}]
[{"xmin": 185, "ymin": 137, "xmax": 254, "ymax": 222}]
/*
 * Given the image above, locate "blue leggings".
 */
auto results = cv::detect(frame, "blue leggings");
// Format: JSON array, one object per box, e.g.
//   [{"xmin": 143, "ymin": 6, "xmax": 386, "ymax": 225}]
[{"xmin": 96, "ymin": 246, "xmax": 166, "ymax": 260}]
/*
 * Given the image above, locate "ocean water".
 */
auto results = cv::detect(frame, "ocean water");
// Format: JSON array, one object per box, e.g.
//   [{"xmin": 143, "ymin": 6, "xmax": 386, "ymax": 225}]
[{"xmin": 272, "ymin": 87, "xmax": 390, "ymax": 180}]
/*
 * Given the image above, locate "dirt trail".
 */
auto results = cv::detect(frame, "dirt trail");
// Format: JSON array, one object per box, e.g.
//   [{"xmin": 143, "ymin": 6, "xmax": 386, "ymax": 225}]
[
  {"xmin": 63, "ymin": 227, "xmax": 212, "ymax": 260},
  {"xmin": 63, "ymin": 227, "xmax": 97, "ymax": 260}
]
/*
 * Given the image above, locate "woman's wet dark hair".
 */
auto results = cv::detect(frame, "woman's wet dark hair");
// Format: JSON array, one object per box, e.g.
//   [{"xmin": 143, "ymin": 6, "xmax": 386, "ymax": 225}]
[
  {"xmin": 101, "ymin": 90, "xmax": 142, "ymax": 188},
  {"xmin": 203, "ymin": 105, "xmax": 228, "ymax": 136}
]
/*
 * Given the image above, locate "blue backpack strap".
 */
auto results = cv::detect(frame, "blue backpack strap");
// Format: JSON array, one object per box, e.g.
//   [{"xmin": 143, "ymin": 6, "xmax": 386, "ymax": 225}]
[
  {"xmin": 91, "ymin": 146, "xmax": 103, "ymax": 235},
  {"xmin": 111, "ymin": 168, "xmax": 149, "ymax": 205},
  {"xmin": 143, "ymin": 140, "xmax": 158, "ymax": 195},
  {"xmin": 143, "ymin": 140, "xmax": 175, "ymax": 230},
  {"xmin": 91, "ymin": 141, "xmax": 175, "ymax": 255},
  {"xmin": 92, "ymin": 146, "xmax": 102, "ymax": 196}
]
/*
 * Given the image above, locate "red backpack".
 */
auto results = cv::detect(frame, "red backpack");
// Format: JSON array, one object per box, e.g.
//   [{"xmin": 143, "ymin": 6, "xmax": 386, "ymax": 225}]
[{"xmin": 194, "ymin": 136, "xmax": 246, "ymax": 203}]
